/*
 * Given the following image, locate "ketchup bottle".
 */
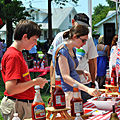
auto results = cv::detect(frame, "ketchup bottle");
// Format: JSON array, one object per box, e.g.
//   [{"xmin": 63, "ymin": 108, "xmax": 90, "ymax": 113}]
[
  {"xmin": 70, "ymin": 84, "xmax": 83, "ymax": 116},
  {"xmin": 111, "ymin": 65, "xmax": 117, "ymax": 86},
  {"xmin": 53, "ymin": 78, "xmax": 66, "ymax": 109},
  {"xmin": 31, "ymin": 85, "xmax": 46, "ymax": 120},
  {"xmin": 106, "ymin": 69, "xmax": 111, "ymax": 85}
]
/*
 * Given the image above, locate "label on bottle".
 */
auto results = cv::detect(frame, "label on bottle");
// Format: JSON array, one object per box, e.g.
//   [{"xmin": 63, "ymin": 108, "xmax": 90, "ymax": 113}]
[
  {"xmin": 74, "ymin": 92, "xmax": 79, "ymax": 98},
  {"xmin": 37, "ymin": 65, "xmax": 39, "ymax": 69},
  {"xmin": 111, "ymin": 78, "xmax": 114, "ymax": 85},
  {"xmin": 55, "ymin": 95, "xmax": 65, "ymax": 106},
  {"xmin": 34, "ymin": 104, "xmax": 46, "ymax": 119},
  {"xmin": 74, "ymin": 101, "xmax": 83, "ymax": 113}
]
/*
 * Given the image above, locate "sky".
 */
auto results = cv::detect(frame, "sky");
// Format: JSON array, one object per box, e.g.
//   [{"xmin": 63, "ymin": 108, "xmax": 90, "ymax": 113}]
[{"xmin": 22, "ymin": 0, "xmax": 109, "ymax": 15}]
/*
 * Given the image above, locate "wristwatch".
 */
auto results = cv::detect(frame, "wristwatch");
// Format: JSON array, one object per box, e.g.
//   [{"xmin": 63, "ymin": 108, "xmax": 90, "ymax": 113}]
[{"xmin": 91, "ymin": 82, "xmax": 96, "ymax": 86}]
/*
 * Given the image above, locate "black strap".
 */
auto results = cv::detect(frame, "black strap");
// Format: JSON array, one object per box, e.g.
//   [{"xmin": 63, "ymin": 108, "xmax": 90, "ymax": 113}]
[{"xmin": 6, "ymin": 96, "xmax": 33, "ymax": 103}]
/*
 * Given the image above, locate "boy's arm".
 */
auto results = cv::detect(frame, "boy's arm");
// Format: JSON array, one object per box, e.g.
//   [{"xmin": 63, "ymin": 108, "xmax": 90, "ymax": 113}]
[{"xmin": 5, "ymin": 77, "xmax": 48, "ymax": 95}]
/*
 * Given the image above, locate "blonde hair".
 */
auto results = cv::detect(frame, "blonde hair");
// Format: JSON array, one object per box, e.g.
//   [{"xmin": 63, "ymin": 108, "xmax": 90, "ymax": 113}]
[{"xmin": 98, "ymin": 35, "xmax": 104, "ymax": 44}]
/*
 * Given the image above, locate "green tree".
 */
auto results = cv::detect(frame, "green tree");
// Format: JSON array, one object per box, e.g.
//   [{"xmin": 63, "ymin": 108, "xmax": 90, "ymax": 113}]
[
  {"xmin": 106, "ymin": 0, "xmax": 116, "ymax": 8},
  {"xmin": 0, "ymin": 0, "xmax": 79, "ymax": 47},
  {"xmin": 92, "ymin": 3, "xmax": 116, "ymax": 34},
  {"xmin": 0, "ymin": 0, "xmax": 31, "ymax": 47}
]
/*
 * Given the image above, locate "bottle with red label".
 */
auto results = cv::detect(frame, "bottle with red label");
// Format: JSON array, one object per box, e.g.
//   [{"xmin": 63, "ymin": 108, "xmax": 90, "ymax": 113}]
[
  {"xmin": 32, "ymin": 85, "xmax": 46, "ymax": 120},
  {"xmin": 70, "ymin": 84, "xmax": 83, "ymax": 116},
  {"xmin": 53, "ymin": 78, "xmax": 66, "ymax": 109},
  {"xmin": 111, "ymin": 64, "xmax": 117, "ymax": 86},
  {"xmin": 33, "ymin": 60, "xmax": 37, "ymax": 69},
  {"xmin": 118, "ymin": 71, "xmax": 120, "ymax": 93},
  {"xmin": 106, "ymin": 69, "xmax": 111, "ymax": 85},
  {"xmin": 37, "ymin": 60, "xmax": 40, "ymax": 69}
]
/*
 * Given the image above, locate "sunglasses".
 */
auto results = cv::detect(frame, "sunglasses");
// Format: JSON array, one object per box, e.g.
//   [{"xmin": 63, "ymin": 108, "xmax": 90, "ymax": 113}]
[{"xmin": 79, "ymin": 37, "xmax": 87, "ymax": 43}]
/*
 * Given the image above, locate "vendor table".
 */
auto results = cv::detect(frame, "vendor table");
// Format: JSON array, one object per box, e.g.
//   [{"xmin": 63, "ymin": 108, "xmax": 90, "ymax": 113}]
[
  {"xmin": 29, "ymin": 66, "xmax": 50, "ymax": 78},
  {"xmin": 83, "ymin": 101, "xmax": 120, "ymax": 120},
  {"xmin": 24, "ymin": 100, "xmax": 120, "ymax": 120}
]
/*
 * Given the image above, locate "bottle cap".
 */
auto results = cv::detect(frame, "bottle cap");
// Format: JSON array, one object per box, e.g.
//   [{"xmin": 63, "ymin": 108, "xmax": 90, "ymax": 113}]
[
  {"xmin": 76, "ymin": 113, "xmax": 80, "ymax": 117},
  {"xmin": 34, "ymin": 85, "xmax": 40, "ymax": 89},
  {"xmin": 13, "ymin": 113, "xmax": 18, "ymax": 117},
  {"xmin": 112, "ymin": 64, "xmax": 116, "ymax": 68},
  {"xmin": 106, "ymin": 69, "xmax": 109, "ymax": 72},
  {"xmin": 73, "ymin": 84, "xmax": 78, "ymax": 88}
]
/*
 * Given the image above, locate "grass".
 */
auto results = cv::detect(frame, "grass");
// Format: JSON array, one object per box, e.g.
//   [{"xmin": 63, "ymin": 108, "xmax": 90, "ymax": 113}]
[{"xmin": 0, "ymin": 72, "xmax": 51, "ymax": 119}]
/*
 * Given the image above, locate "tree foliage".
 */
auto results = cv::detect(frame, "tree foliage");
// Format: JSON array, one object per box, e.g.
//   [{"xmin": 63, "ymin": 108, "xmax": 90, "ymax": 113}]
[
  {"xmin": 106, "ymin": 0, "xmax": 116, "ymax": 8},
  {"xmin": 92, "ymin": 2, "xmax": 116, "ymax": 34},
  {"xmin": 52, "ymin": 0, "xmax": 79, "ymax": 8},
  {"xmin": 0, "ymin": 0, "xmax": 31, "ymax": 25},
  {"xmin": 0, "ymin": 0, "xmax": 31, "ymax": 47}
]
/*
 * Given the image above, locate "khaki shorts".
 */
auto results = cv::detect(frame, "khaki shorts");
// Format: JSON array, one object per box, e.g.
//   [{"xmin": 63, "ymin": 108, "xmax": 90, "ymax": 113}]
[
  {"xmin": 0, "ymin": 96, "xmax": 32, "ymax": 120},
  {"xmin": 65, "ymin": 91, "xmax": 81, "ymax": 108}
]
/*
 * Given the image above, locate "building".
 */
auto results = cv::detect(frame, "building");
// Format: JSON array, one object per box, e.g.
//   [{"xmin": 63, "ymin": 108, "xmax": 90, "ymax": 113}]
[
  {"xmin": 94, "ymin": 10, "xmax": 120, "ymax": 45},
  {"xmin": 94, "ymin": 10, "xmax": 120, "ymax": 35},
  {"xmin": 0, "ymin": 7, "xmax": 77, "ymax": 41}
]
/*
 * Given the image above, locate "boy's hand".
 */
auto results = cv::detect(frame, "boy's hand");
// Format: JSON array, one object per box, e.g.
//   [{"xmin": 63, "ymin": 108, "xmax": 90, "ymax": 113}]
[{"xmin": 33, "ymin": 77, "xmax": 48, "ymax": 89}]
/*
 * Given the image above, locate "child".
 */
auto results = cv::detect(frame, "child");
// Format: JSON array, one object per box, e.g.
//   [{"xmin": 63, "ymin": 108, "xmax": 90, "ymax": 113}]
[{"xmin": 0, "ymin": 20, "xmax": 48, "ymax": 120}]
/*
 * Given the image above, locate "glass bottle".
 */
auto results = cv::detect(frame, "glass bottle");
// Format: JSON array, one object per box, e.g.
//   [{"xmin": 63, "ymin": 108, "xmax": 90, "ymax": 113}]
[
  {"xmin": 37, "ymin": 60, "xmax": 40, "ymax": 69},
  {"xmin": 110, "ymin": 105, "xmax": 119, "ymax": 120},
  {"xmin": 53, "ymin": 78, "xmax": 66, "ymax": 109},
  {"xmin": 41, "ymin": 60, "xmax": 45, "ymax": 69},
  {"xmin": 106, "ymin": 69, "xmax": 111, "ymax": 85},
  {"xmin": 12, "ymin": 113, "xmax": 20, "ymax": 120},
  {"xmin": 31, "ymin": 85, "xmax": 46, "ymax": 120},
  {"xmin": 111, "ymin": 65, "xmax": 117, "ymax": 86},
  {"xmin": 33, "ymin": 60, "xmax": 37, "ymax": 69},
  {"xmin": 74, "ymin": 113, "xmax": 83, "ymax": 120},
  {"xmin": 70, "ymin": 84, "xmax": 84, "ymax": 116}
]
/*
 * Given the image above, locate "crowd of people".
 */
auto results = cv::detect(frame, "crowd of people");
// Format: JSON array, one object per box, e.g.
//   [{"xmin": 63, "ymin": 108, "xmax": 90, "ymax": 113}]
[{"xmin": 0, "ymin": 12, "xmax": 119, "ymax": 120}]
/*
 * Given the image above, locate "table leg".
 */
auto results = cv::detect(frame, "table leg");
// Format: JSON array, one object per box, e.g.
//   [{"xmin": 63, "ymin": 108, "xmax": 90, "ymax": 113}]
[
  {"xmin": 62, "ymin": 110, "xmax": 71, "ymax": 118},
  {"xmin": 46, "ymin": 111, "xmax": 52, "ymax": 119},
  {"xmin": 50, "ymin": 112, "xmax": 57, "ymax": 120}
]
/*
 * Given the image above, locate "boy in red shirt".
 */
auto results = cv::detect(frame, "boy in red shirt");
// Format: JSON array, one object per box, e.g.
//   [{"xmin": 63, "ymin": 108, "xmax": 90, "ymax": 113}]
[{"xmin": 0, "ymin": 20, "xmax": 48, "ymax": 120}]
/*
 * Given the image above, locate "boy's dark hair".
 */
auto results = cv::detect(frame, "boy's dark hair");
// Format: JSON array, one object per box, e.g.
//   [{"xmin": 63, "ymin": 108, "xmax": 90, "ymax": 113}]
[{"xmin": 14, "ymin": 20, "xmax": 41, "ymax": 40}]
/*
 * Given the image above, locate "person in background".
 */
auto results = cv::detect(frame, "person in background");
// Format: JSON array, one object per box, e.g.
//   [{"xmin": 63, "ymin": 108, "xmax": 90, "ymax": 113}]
[
  {"xmin": 111, "ymin": 35, "xmax": 118, "ymax": 50},
  {"xmin": 2, "ymin": 39, "xmax": 7, "ymax": 55},
  {"xmin": 0, "ymin": 20, "xmax": 48, "ymax": 120},
  {"xmin": 29, "ymin": 45, "xmax": 37, "ymax": 68},
  {"xmin": 96, "ymin": 35, "xmax": 110, "ymax": 88},
  {"xmin": 42, "ymin": 49, "xmax": 48, "ymax": 67},
  {"xmin": 53, "ymin": 24, "xmax": 101, "ymax": 107},
  {"xmin": 48, "ymin": 13, "xmax": 98, "ymax": 103},
  {"xmin": 93, "ymin": 34, "xmax": 99, "ymax": 46},
  {"xmin": 109, "ymin": 35, "xmax": 118, "ymax": 76},
  {"xmin": 29, "ymin": 45, "xmax": 37, "ymax": 59}
]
